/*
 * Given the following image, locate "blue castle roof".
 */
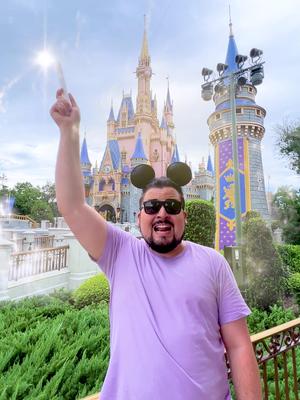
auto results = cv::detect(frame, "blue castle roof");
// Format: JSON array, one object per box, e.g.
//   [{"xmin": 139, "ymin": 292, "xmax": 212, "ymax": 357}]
[
  {"xmin": 207, "ymin": 154, "xmax": 214, "ymax": 174},
  {"xmin": 107, "ymin": 105, "xmax": 115, "ymax": 122},
  {"xmin": 166, "ymin": 87, "xmax": 172, "ymax": 111},
  {"xmin": 171, "ymin": 144, "xmax": 180, "ymax": 163},
  {"xmin": 117, "ymin": 95, "xmax": 135, "ymax": 122},
  {"xmin": 225, "ymin": 32, "xmax": 239, "ymax": 74},
  {"xmin": 131, "ymin": 132, "xmax": 147, "ymax": 160},
  {"xmin": 80, "ymin": 137, "xmax": 91, "ymax": 165},
  {"xmin": 108, "ymin": 140, "xmax": 121, "ymax": 170}
]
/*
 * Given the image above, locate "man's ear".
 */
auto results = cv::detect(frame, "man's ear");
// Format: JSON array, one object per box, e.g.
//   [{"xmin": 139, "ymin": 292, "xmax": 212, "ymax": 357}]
[{"xmin": 183, "ymin": 210, "xmax": 187, "ymax": 224}]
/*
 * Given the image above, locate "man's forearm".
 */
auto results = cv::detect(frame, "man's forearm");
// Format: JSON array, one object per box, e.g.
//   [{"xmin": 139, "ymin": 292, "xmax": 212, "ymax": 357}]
[
  {"xmin": 55, "ymin": 126, "xmax": 85, "ymax": 216},
  {"xmin": 229, "ymin": 346, "xmax": 262, "ymax": 400}
]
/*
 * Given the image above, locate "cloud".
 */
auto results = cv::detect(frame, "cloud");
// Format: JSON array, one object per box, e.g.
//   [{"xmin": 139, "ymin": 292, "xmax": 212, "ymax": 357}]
[
  {"xmin": 0, "ymin": 76, "xmax": 21, "ymax": 113},
  {"xmin": 75, "ymin": 10, "xmax": 87, "ymax": 49}
]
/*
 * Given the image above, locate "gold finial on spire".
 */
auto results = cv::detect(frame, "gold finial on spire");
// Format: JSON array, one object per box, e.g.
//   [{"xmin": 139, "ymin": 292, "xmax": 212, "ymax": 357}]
[
  {"xmin": 229, "ymin": 4, "xmax": 233, "ymax": 36},
  {"xmin": 140, "ymin": 14, "xmax": 149, "ymax": 60}
]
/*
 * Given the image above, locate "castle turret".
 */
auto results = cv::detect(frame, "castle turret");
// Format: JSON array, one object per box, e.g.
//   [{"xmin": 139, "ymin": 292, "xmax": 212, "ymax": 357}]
[
  {"xmin": 80, "ymin": 136, "xmax": 93, "ymax": 202},
  {"xmin": 209, "ymin": 21, "xmax": 269, "ymax": 250},
  {"xmin": 107, "ymin": 103, "xmax": 116, "ymax": 139}
]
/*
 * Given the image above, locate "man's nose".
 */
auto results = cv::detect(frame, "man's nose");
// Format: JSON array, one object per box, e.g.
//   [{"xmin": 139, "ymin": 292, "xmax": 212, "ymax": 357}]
[{"xmin": 157, "ymin": 204, "xmax": 167, "ymax": 217}]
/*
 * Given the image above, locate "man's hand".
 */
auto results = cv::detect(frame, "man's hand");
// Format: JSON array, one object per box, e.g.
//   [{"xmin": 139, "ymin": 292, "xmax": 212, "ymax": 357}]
[{"xmin": 50, "ymin": 89, "xmax": 80, "ymax": 132}]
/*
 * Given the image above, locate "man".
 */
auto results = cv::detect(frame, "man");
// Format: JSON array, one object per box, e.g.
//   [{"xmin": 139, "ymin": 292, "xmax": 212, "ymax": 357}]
[{"xmin": 50, "ymin": 90, "xmax": 262, "ymax": 400}]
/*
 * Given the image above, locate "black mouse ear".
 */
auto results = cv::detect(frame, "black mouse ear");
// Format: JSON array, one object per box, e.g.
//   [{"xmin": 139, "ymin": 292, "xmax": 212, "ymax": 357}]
[
  {"xmin": 130, "ymin": 164, "xmax": 155, "ymax": 189},
  {"xmin": 166, "ymin": 162, "xmax": 192, "ymax": 186}
]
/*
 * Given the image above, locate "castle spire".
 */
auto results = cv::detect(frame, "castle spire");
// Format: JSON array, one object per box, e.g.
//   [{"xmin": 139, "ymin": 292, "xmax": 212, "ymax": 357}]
[
  {"xmin": 225, "ymin": 11, "xmax": 239, "ymax": 73},
  {"xmin": 140, "ymin": 15, "xmax": 150, "ymax": 62},
  {"xmin": 131, "ymin": 132, "xmax": 147, "ymax": 161},
  {"xmin": 229, "ymin": 4, "xmax": 233, "ymax": 37}
]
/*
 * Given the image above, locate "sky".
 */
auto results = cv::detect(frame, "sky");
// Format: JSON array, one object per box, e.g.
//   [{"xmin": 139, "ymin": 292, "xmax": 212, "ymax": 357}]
[{"xmin": 0, "ymin": 0, "xmax": 299, "ymax": 193}]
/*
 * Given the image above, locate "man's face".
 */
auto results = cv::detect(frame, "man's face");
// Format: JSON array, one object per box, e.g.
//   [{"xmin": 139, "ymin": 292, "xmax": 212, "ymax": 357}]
[{"xmin": 138, "ymin": 187, "xmax": 186, "ymax": 254}]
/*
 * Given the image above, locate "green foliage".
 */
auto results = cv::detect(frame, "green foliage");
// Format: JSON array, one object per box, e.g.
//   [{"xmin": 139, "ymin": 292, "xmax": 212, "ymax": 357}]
[
  {"xmin": 288, "ymin": 273, "xmax": 300, "ymax": 307},
  {"xmin": 247, "ymin": 304, "xmax": 296, "ymax": 334},
  {"xmin": 276, "ymin": 121, "xmax": 300, "ymax": 174},
  {"xmin": 12, "ymin": 182, "xmax": 42, "ymax": 216},
  {"xmin": 184, "ymin": 199, "xmax": 215, "ymax": 247},
  {"xmin": 273, "ymin": 187, "xmax": 300, "ymax": 245},
  {"xmin": 0, "ymin": 296, "xmax": 110, "ymax": 399},
  {"xmin": 242, "ymin": 213, "xmax": 286, "ymax": 310},
  {"xmin": 72, "ymin": 274, "xmax": 110, "ymax": 309},
  {"xmin": 277, "ymin": 244, "xmax": 300, "ymax": 273}
]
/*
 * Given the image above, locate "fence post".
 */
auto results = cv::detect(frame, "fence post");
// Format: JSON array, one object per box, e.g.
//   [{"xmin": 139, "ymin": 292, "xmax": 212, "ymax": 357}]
[
  {"xmin": 63, "ymin": 232, "xmax": 98, "ymax": 290},
  {"xmin": 0, "ymin": 238, "xmax": 14, "ymax": 300}
]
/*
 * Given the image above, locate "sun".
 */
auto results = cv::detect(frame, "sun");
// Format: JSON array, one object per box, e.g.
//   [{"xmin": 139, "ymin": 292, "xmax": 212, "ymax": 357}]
[{"xmin": 35, "ymin": 50, "xmax": 55, "ymax": 70}]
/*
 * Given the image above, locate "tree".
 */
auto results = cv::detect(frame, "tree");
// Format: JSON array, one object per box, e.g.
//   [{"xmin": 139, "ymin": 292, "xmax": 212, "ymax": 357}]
[
  {"xmin": 40, "ymin": 182, "xmax": 60, "ymax": 218},
  {"xmin": 184, "ymin": 199, "xmax": 215, "ymax": 247},
  {"xmin": 12, "ymin": 182, "xmax": 42, "ymax": 216},
  {"xmin": 242, "ymin": 212, "xmax": 286, "ymax": 310},
  {"xmin": 273, "ymin": 186, "xmax": 300, "ymax": 244},
  {"xmin": 276, "ymin": 121, "xmax": 300, "ymax": 174},
  {"xmin": 11, "ymin": 182, "xmax": 55, "ymax": 223}
]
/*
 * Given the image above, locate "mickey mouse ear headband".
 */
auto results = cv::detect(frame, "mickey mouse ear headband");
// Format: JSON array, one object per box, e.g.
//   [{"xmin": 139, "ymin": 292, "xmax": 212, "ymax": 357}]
[{"xmin": 130, "ymin": 161, "xmax": 192, "ymax": 189}]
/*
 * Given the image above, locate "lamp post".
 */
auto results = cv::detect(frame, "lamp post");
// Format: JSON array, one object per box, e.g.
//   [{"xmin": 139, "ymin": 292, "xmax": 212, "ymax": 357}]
[{"xmin": 201, "ymin": 48, "xmax": 264, "ymax": 249}]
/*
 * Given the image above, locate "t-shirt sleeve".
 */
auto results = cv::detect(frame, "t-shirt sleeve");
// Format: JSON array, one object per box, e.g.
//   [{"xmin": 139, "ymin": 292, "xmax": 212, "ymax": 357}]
[
  {"xmin": 96, "ymin": 223, "xmax": 134, "ymax": 281},
  {"xmin": 216, "ymin": 254, "xmax": 251, "ymax": 326}
]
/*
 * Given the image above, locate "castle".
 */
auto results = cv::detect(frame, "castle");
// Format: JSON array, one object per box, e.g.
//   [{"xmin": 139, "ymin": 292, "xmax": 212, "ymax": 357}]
[
  {"xmin": 80, "ymin": 20, "xmax": 269, "ymax": 251},
  {"xmin": 80, "ymin": 23, "xmax": 214, "ymax": 224}
]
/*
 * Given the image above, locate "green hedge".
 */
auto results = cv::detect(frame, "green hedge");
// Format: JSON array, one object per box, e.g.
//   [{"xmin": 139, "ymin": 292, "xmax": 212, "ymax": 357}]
[
  {"xmin": 288, "ymin": 273, "xmax": 300, "ymax": 308},
  {"xmin": 277, "ymin": 244, "xmax": 300, "ymax": 274},
  {"xmin": 72, "ymin": 274, "xmax": 110, "ymax": 309},
  {"xmin": 0, "ymin": 297, "xmax": 110, "ymax": 400},
  {"xmin": 184, "ymin": 199, "xmax": 215, "ymax": 247}
]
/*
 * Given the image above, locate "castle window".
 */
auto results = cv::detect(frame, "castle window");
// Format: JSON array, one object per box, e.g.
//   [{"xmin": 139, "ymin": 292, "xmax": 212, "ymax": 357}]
[
  {"xmin": 215, "ymin": 113, "xmax": 221, "ymax": 120},
  {"xmin": 99, "ymin": 179, "xmax": 105, "ymax": 191},
  {"xmin": 236, "ymin": 108, "xmax": 242, "ymax": 114},
  {"xmin": 108, "ymin": 177, "xmax": 115, "ymax": 191},
  {"xmin": 256, "ymin": 109, "xmax": 262, "ymax": 116},
  {"xmin": 248, "ymin": 87, "xmax": 254, "ymax": 93}
]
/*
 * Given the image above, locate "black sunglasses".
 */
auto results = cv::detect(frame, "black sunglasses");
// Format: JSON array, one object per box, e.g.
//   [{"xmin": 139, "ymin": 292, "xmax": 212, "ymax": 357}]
[{"xmin": 141, "ymin": 199, "xmax": 183, "ymax": 215}]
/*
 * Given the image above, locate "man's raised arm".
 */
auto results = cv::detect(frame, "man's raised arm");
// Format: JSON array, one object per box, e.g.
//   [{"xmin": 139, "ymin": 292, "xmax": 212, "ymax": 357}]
[{"xmin": 50, "ymin": 89, "xmax": 107, "ymax": 261}]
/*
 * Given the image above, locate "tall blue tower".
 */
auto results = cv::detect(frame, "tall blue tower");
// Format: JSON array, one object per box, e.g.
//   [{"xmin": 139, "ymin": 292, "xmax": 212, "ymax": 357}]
[{"xmin": 208, "ymin": 22, "xmax": 269, "ymax": 250}]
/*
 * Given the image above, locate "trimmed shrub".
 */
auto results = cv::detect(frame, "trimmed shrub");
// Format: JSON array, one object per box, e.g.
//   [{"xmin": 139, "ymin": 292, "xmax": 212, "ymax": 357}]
[
  {"xmin": 0, "ymin": 297, "xmax": 110, "ymax": 399},
  {"xmin": 72, "ymin": 274, "xmax": 110, "ymax": 309},
  {"xmin": 242, "ymin": 213, "xmax": 286, "ymax": 310},
  {"xmin": 288, "ymin": 273, "xmax": 300, "ymax": 308},
  {"xmin": 184, "ymin": 199, "xmax": 215, "ymax": 247},
  {"xmin": 277, "ymin": 244, "xmax": 300, "ymax": 274}
]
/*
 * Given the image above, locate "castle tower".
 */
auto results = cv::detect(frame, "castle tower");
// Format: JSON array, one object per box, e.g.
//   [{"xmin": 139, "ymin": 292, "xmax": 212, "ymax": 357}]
[
  {"xmin": 129, "ymin": 132, "xmax": 149, "ymax": 222},
  {"xmin": 80, "ymin": 135, "xmax": 93, "ymax": 203},
  {"xmin": 209, "ymin": 22, "xmax": 269, "ymax": 250}
]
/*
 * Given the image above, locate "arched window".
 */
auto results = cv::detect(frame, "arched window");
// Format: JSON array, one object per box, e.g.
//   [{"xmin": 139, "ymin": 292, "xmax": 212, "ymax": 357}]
[
  {"xmin": 108, "ymin": 178, "xmax": 115, "ymax": 191},
  {"xmin": 99, "ymin": 179, "xmax": 105, "ymax": 191}
]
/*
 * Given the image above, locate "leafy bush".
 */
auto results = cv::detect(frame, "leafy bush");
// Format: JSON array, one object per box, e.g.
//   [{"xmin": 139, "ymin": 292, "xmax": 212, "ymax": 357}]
[
  {"xmin": 0, "ymin": 297, "xmax": 110, "ymax": 399},
  {"xmin": 288, "ymin": 273, "xmax": 300, "ymax": 308},
  {"xmin": 277, "ymin": 244, "xmax": 300, "ymax": 274},
  {"xmin": 184, "ymin": 199, "xmax": 215, "ymax": 247},
  {"xmin": 247, "ymin": 304, "xmax": 296, "ymax": 334},
  {"xmin": 72, "ymin": 274, "xmax": 110, "ymax": 309},
  {"xmin": 242, "ymin": 213, "xmax": 286, "ymax": 310}
]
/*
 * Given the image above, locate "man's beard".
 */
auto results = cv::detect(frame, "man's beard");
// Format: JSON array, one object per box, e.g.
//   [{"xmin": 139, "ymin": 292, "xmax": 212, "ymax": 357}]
[{"xmin": 144, "ymin": 232, "xmax": 184, "ymax": 254}]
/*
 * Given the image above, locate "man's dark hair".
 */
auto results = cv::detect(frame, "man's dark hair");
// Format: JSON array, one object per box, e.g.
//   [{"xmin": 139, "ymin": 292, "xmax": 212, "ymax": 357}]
[{"xmin": 139, "ymin": 177, "xmax": 185, "ymax": 209}]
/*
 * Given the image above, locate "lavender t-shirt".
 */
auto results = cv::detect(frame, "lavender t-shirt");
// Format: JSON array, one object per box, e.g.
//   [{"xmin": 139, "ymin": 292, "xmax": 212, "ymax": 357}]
[{"xmin": 97, "ymin": 224, "xmax": 250, "ymax": 400}]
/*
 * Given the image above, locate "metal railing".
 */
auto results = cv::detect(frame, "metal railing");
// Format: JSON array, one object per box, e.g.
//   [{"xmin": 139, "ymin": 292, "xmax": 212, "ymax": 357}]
[
  {"xmin": 81, "ymin": 318, "xmax": 300, "ymax": 400},
  {"xmin": 9, "ymin": 245, "xmax": 69, "ymax": 281},
  {"xmin": 251, "ymin": 318, "xmax": 300, "ymax": 399}
]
